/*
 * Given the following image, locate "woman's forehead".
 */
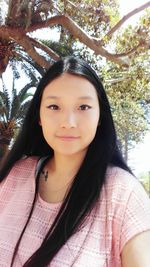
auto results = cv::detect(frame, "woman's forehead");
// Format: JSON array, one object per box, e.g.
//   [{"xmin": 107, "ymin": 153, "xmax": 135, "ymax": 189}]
[{"xmin": 42, "ymin": 73, "xmax": 98, "ymax": 98}]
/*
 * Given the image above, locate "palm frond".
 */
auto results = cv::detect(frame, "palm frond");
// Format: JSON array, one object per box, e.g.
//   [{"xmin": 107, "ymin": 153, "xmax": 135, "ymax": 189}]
[
  {"xmin": 15, "ymin": 99, "xmax": 31, "ymax": 125},
  {"xmin": 10, "ymin": 59, "xmax": 21, "ymax": 79},
  {"xmin": 1, "ymin": 79, "xmax": 11, "ymax": 111},
  {"xmin": 9, "ymin": 81, "xmax": 19, "ymax": 120},
  {"xmin": 0, "ymin": 81, "xmax": 10, "ymax": 120},
  {"xmin": 18, "ymin": 82, "xmax": 35, "ymax": 103}
]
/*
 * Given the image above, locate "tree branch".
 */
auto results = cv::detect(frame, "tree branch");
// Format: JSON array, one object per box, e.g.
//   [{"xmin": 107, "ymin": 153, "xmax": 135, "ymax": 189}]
[
  {"xmin": 0, "ymin": 0, "xmax": 149, "ymax": 70},
  {"xmin": 13, "ymin": 51, "xmax": 45, "ymax": 75},
  {"xmin": 16, "ymin": 38, "xmax": 50, "ymax": 69},
  {"xmin": 15, "ymin": 38, "xmax": 50, "ymax": 69},
  {"xmin": 27, "ymin": 15, "xmax": 129, "ymax": 66},
  {"xmin": 0, "ymin": 26, "xmax": 50, "ymax": 69},
  {"xmin": 101, "ymin": 1, "xmax": 150, "ymax": 42},
  {"xmin": 28, "ymin": 36, "xmax": 60, "ymax": 61},
  {"xmin": 111, "ymin": 43, "xmax": 142, "ymax": 58}
]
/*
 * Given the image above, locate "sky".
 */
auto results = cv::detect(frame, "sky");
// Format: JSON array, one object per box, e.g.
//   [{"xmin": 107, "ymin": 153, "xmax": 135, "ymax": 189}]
[
  {"xmin": 119, "ymin": 0, "xmax": 148, "ymax": 15},
  {"xmin": 129, "ymin": 133, "xmax": 150, "ymax": 176},
  {"xmin": 0, "ymin": 0, "xmax": 149, "ymax": 176}
]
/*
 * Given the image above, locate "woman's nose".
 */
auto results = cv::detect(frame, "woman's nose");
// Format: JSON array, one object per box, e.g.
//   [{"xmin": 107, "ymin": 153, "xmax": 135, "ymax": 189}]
[{"xmin": 60, "ymin": 112, "xmax": 77, "ymax": 128}]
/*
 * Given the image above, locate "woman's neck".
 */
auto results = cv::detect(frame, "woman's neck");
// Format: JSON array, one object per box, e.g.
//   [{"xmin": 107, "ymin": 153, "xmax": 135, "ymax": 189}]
[
  {"xmin": 38, "ymin": 150, "xmax": 87, "ymax": 203},
  {"xmin": 47, "ymin": 150, "xmax": 87, "ymax": 181}
]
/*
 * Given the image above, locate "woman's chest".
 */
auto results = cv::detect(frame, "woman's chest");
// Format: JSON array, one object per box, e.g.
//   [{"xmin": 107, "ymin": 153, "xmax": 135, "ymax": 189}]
[
  {"xmin": 17, "ymin": 210, "xmax": 119, "ymax": 267},
  {"xmin": 0, "ymin": 196, "xmax": 120, "ymax": 267}
]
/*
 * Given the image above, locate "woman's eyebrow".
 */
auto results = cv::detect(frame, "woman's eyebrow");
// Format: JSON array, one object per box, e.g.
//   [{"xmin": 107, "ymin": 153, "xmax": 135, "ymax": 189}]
[
  {"xmin": 45, "ymin": 96, "xmax": 60, "ymax": 99},
  {"xmin": 78, "ymin": 96, "xmax": 95, "ymax": 100},
  {"xmin": 45, "ymin": 96, "xmax": 95, "ymax": 100}
]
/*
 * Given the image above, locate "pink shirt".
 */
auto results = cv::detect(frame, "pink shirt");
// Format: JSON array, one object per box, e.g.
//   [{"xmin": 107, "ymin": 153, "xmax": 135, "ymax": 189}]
[{"xmin": 0, "ymin": 157, "xmax": 150, "ymax": 267}]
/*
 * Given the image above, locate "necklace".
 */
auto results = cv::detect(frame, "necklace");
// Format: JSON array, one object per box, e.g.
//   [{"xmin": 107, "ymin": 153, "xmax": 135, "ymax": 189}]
[{"xmin": 41, "ymin": 169, "xmax": 48, "ymax": 182}]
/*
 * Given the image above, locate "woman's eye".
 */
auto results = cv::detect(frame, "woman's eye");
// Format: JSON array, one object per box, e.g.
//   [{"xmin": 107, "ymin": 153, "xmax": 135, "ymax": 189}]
[
  {"xmin": 79, "ymin": 105, "xmax": 92, "ymax": 110},
  {"xmin": 47, "ymin": 105, "xmax": 59, "ymax": 110}
]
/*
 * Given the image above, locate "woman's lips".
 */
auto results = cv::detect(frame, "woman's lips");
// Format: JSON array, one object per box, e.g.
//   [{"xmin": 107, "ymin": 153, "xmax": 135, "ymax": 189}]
[{"xmin": 56, "ymin": 136, "xmax": 80, "ymax": 141}]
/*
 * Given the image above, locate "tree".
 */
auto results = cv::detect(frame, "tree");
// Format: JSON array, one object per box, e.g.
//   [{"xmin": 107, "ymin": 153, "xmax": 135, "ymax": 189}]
[
  {"xmin": 0, "ymin": 76, "xmax": 37, "ymax": 159},
  {"xmin": 0, "ymin": 0, "xmax": 149, "ymax": 161},
  {"xmin": 0, "ymin": 0, "xmax": 149, "ymax": 74},
  {"xmin": 98, "ymin": 11, "xmax": 150, "ymax": 160},
  {"xmin": 102, "ymin": 54, "xmax": 150, "ymax": 160}
]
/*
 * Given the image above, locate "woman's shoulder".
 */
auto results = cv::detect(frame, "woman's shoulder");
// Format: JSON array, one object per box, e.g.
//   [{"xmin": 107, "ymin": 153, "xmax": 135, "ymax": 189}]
[
  {"xmin": 0, "ymin": 156, "xmax": 39, "ymax": 199},
  {"xmin": 1, "ymin": 156, "xmax": 39, "ymax": 186},
  {"xmin": 105, "ymin": 166, "xmax": 139, "ymax": 193},
  {"xmin": 14, "ymin": 155, "xmax": 39, "ymax": 170},
  {"xmin": 103, "ymin": 167, "xmax": 150, "ymax": 254},
  {"xmin": 8, "ymin": 155, "xmax": 38, "ymax": 176},
  {"xmin": 102, "ymin": 165, "xmax": 150, "ymax": 207}
]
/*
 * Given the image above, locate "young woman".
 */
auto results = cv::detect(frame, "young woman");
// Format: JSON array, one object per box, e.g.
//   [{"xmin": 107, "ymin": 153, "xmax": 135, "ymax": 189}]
[{"xmin": 0, "ymin": 56, "xmax": 150, "ymax": 267}]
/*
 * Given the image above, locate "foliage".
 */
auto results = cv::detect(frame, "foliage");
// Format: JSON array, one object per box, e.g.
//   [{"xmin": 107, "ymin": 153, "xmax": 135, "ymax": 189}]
[
  {"xmin": 0, "ymin": 0, "xmax": 149, "ymax": 73},
  {"xmin": 114, "ymin": 9, "xmax": 150, "ymax": 56},
  {"xmin": 58, "ymin": 0, "xmax": 119, "ymax": 37},
  {"xmin": 0, "ymin": 0, "xmax": 149, "ymax": 160},
  {"xmin": 139, "ymin": 171, "xmax": 150, "ymax": 197},
  {"xmin": 40, "ymin": 39, "xmax": 74, "ymax": 57},
  {"xmin": 98, "ymin": 10, "xmax": 150, "ymax": 159},
  {"xmin": 0, "ymin": 75, "xmax": 37, "ymax": 158},
  {"xmin": 103, "ymin": 56, "xmax": 150, "ymax": 136}
]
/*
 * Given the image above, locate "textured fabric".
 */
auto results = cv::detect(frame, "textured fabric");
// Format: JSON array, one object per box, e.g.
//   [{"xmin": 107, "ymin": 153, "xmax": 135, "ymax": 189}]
[{"xmin": 0, "ymin": 157, "xmax": 150, "ymax": 267}]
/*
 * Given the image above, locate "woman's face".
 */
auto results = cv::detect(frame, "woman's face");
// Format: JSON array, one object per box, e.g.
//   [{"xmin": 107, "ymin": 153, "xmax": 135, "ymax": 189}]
[{"xmin": 39, "ymin": 73, "xmax": 100, "ymax": 157}]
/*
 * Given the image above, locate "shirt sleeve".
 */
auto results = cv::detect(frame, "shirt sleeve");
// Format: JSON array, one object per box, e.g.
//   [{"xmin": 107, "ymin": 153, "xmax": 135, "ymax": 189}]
[{"xmin": 119, "ymin": 177, "xmax": 150, "ymax": 253}]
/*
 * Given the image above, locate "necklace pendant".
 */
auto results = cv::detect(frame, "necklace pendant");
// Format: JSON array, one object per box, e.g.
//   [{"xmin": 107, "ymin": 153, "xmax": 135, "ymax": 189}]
[{"xmin": 41, "ymin": 170, "xmax": 48, "ymax": 182}]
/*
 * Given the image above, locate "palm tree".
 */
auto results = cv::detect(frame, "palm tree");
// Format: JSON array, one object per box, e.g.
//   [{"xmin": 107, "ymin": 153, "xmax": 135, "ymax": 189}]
[{"xmin": 0, "ymin": 76, "xmax": 37, "ymax": 160}]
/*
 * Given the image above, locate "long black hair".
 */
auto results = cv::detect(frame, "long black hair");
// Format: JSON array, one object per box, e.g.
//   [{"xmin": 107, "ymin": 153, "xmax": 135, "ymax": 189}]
[{"xmin": 0, "ymin": 56, "xmax": 132, "ymax": 266}]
